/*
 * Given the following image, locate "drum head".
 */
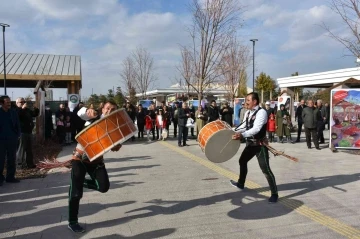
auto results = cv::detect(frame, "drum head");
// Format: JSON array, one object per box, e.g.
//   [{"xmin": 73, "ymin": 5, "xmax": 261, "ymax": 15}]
[{"xmin": 204, "ymin": 130, "xmax": 241, "ymax": 163}]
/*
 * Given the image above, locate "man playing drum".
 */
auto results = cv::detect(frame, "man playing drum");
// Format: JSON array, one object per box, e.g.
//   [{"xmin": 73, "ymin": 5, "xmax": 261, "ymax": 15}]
[
  {"xmin": 231, "ymin": 92, "xmax": 279, "ymax": 203},
  {"xmin": 68, "ymin": 100, "xmax": 122, "ymax": 233}
]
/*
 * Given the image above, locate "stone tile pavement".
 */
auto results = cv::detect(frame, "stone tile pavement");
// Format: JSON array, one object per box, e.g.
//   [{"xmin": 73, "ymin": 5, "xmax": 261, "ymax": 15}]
[{"xmin": 0, "ymin": 128, "xmax": 359, "ymax": 239}]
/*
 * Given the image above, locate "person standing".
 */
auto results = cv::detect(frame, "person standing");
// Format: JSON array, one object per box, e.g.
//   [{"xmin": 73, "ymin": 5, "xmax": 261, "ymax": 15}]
[
  {"xmin": 231, "ymin": 92, "xmax": 278, "ymax": 203},
  {"xmin": 295, "ymin": 99, "xmax": 306, "ymax": 142},
  {"xmin": 45, "ymin": 104, "xmax": 54, "ymax": 140},
  {"xmin": 275, "ymin": 104, "xmax": 291, "ymax": 143},
  {"xmin": 302, "ymin": 100, "xmax": 320, "ymax": 150},
  {"xmin": 316, "ymin": 100, "xmax": 326, "ymax": 144},
  {"xmin": 189, "ymin": 104, "xmax": 196, "ymax": 137},
  {"xmin": 208, "ymin": 100, "xmax": 219, "ymax": 122},
  {"xmin": 178, "ymin": 102, "xmax": 190, "ymax": 147},
  {"xmin": 325, "ymin": 102, "xmax": 330, "ymax": 130},
  {"xmin": 15, "ymin": 97, "xmax": 40, "ymax": 168},
  {"xmin": 0, "ymin": 96, "xmax": 21, "ymax": 186},
  {"xmin": 220, "ymin": 102, "xmax": 234, "ymax": 126},
  {"xmin": 172, "ymin": 102, "xmax": 180, "ymax": 138},
  {"xmin": 195, "ymin": 105, "xmax": 208, "ymax": 139},
  {"xmin": 136, "ymin": 104, "xmax": 146, "ymax": 139}
]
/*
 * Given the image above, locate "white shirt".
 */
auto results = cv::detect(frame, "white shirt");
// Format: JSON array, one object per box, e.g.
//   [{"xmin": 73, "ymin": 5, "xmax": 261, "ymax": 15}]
[
  {"xmin": 157, "ymin": 115, "xmax": 163, "ymax": 126},
  {"xmin": 234, "ymin": 105, "xmax": 268, "ymax": 138}
]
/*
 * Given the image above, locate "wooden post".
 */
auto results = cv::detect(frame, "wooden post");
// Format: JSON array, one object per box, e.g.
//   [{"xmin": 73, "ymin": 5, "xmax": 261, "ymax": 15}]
[{"xmin": 34, "ymin": 81, "xmax": 45, "ymax": 146}]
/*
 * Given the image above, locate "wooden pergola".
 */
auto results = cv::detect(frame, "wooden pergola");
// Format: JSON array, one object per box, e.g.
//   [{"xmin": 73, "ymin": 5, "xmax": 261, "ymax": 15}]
[{"xmin": 0, "ymin": 53, "xmax": 82, "ymax": 94}]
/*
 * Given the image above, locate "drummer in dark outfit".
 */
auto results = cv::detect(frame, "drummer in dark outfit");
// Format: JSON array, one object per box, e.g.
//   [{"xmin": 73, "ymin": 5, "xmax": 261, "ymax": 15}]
[
  {"xmin": 231, "ymin": 92, "xmax": 279, "ymax": 203},
  {"xmin": 68, "ymin": 101, "xmax": 122, "ymax": 233}
]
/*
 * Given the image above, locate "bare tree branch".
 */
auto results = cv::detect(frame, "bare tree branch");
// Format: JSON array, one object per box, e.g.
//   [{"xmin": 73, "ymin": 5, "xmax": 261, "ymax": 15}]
[
  {"xmin": 323, "ymin": 0, "xmax": 360, "ymax": 58},
  {"xmin": 120, "ymin": 56, "xmax": 136, "ymax": 96}
]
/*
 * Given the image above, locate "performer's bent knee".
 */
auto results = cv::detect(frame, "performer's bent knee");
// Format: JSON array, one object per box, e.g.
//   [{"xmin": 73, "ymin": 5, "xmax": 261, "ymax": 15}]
[{"xmin": 98, "ymin": 182, "xmax": 110, "ymax": 193}]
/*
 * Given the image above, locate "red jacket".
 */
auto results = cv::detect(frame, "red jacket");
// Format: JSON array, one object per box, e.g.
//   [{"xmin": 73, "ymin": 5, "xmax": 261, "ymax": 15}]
[
  {"xmin": 267, "ymin": 113, "xmax": 276, "ymax": 132},
  {"xmin": 145, "ymin": 115, "xmax": 153, "ymax": 130},
  {"xmin": 156, "ymin": 115, "xmax": 167, "ymax": 128}
]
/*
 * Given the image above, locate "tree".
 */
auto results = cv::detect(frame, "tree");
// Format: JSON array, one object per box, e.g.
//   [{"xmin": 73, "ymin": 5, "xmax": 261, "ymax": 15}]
[
  {"xmin": 323, "ymin": 0, "xmax": 360, "ymax": 58},
  {"xmin": 237, "ymin": 70, "xmax": 248, "ymax": 98},
  {"xmin": 178, "ymin": 47, "xmax": 194, "ymax": 96},
  {"xmin": 132, "ymin": 47, "xmax": 157, "ymax": 98},
  {"xmin": 107, "ymin": 89, "xmax": 115, "ymax": 101},
  {"xmin": 120, "ymin": 56, "xmax": 137, "ymax": 98},
  {"xmin": 114, "ymin": 87, "xmax": 126, "ymax": 107},
  {"xmin": 219, "ymin": 37, "xmax": 250, "ymax": 101},
  {"xmin": 303, "ymin": 90, "xmax": 316, "ymax": 100},
  {"xmin": 255, "ymin": 72, "xmax": 274, "ymax": 102},
  {"xmin": 181, "ymin": 0, "xmax": 243, "ymax": 106}
]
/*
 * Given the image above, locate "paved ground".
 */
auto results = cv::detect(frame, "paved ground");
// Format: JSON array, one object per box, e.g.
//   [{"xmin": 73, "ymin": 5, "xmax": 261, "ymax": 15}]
[{"xmin": 0, "ymin": 127, "xmax": 360, "ymax": 239}]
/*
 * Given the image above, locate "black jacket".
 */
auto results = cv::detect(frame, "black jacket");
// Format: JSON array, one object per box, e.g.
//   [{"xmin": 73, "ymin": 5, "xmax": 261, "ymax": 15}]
[
  {"xmin": 295, "ymin": 105, "xmax": 306, "ymax": 121},
  {"xmin": 178, "ymin": 108, "xmax": 189, "ymax": 127},
  {"xmin": 17, "ymin": 107, "xmax": 39, "ymax": 134},
  {"xmin": 136, "ymin": 109, "xmax": 146, "ymax": 125},
  {"xmin": 220, "ymin": 106, "xmax": 233, "ymax": 126},
  {"xmin": 208, "ymin": 106, "xmax": 219, "ymax": 122}
]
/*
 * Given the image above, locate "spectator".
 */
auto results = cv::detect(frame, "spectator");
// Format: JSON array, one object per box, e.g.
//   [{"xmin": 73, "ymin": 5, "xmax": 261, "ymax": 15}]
[
  {"xmin": 208, "ymin": 100, "xmax": 219, "ymax": 122},
  {"xmin": 302, "ymin": 100, "xmax": 320, "ymax": 150},
  {"xmin": 126, "ymin": 101, "xmax": 136, "ymax": 141},
  {"xmin": 239, "ymin": 102, "xmax": 246, "ymax": 123},
  {"xmin": 172, "ymin": 102, "xmax": 180, "ymax": 137},
  {"xmin": 178, "ymin": 102, "xmax": 190, "ymax": 147},
  {"xmin": 156, "ymin": 109, "xmax": 167, "ymax": 140},
  {"xmin": 295, "ymin": 99, "xmax": 306, "ymax": 142},
  {"xmin": 15, "ymin": 97, "xmax": 39, "ymax": 168},
  {"xmin": 195, "ymin": 105, "xmax": 208, "ymax": 139},
  {"xmin": 145, "ymin": 111, "xmax": 153, "ymax": 142},
  {"xmin": 56, "ymin": 115, "xmax": 66, "ymax": 144},
  {"xmin": 317, "ymin": 99, "xmax": 326, "ymax": 144},
  {"xmin": 220, "ymin": 102, "xmax": 234, "ymax": 126},
  {"xmin": 189, "ymin": 104, "xmax": 196, "ymax": 137},
  {"xmin": 163, "ymin": 105, "xmax": 171, "ymax": 133},
  {"xmin": 65, "ymin": 115, "xmax": 72, "ymax": 144},
  {"xmin": 136, "ymin": 104, "xmax": 146, "ymax": 139},
  {"xmin": 276, "ymin": 104, "xmax": 291, "ymax": 143},
  {"xmin": 325, "ymin": 102, "xmax": 330, "ymax": 130},
  {"xmin": 45, "ymin": 104, "xmax": 53, "ymax": 139},
  {"xmin": 0, "ymin": 95, "xmax": 21, "ymax": 185}
]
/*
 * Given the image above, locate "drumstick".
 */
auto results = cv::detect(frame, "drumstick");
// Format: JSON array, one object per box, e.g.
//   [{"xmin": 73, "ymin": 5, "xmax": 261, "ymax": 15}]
[{"xmin": 220, "ymin": 138, "xmax": 233, "ymax": 154}]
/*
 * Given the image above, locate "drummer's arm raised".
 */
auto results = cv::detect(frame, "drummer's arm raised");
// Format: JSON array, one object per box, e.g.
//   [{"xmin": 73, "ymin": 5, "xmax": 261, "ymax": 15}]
[
  {"xmin": 77, "ymin": 107, "xmax": 97, "ymax": 121},
  {"xmin": 241, "ymin": 109, "xmax": 267, "ymax": 138}
]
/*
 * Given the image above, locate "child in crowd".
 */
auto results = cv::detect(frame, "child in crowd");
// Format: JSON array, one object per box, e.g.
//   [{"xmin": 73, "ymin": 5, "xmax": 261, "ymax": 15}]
[
  {"xmin": 145, "ymin": 111, "xmax": 153, "ymax": 142},
  {"xmin": 156, "ymin": 109, "xmax": 167, "ymax": 141},
  {"xmin": 65, "ymin": 115, "xmax": 72, "ymax": 144},
  {"xmin": 56, "ymin": 114, "xmax": 65, "ymax": 144},
  {"xmin": 267, "ymin": 113, "xmax": 276, "ymax": 143}
]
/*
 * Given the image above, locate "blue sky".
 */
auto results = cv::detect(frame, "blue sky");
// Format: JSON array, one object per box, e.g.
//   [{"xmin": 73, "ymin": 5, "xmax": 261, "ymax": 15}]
[{"xmin": 1, "ymin": 0, "xmax": 356, "ymax": 101}]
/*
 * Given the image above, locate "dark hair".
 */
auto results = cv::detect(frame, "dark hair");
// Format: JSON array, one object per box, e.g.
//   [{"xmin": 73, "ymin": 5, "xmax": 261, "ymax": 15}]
[
  {"xmin": 0, "ymin": 95, "xmax": 10, "ymax": 104},
  {"xmin": 105, "ymin": 100, "xmax": 117, "ymax": 107},
  {"xmin": 247, "ymin": 92, "xmax": 260, "ymax": 105},
  {"xmin": 211, "ymin": 100, "xmax": 216, "ymax": 103}
]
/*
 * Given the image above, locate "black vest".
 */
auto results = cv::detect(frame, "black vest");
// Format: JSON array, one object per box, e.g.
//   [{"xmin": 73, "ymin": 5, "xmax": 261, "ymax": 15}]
[{"xmin": 246, "ymin": 108, "xmax": 267, "ymax": 140}]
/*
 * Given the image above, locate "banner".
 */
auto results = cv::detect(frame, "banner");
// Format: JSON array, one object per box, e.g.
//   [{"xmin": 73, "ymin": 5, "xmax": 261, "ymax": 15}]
[
  {"xmin": 68, "ymin": 94, "xmax": 80, "ymax": 112},
  {"xmin": 233, "ymin": 98, "xmax": 245, "ymax": 126},
  {"xmin": 330, "ymin": 89, "xmax": 360, "ymax": 149}
]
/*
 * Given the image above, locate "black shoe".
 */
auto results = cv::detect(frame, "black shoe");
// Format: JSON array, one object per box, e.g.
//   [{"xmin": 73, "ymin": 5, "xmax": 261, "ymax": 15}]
[
  {"xmin": 229, "ymin": 180, "xmax": 244, "ymax": 190},
  {"xmin": 268, "ymin": 194, "xmax": 279, "ymax": 203},
  {"xmin": 6, "ymin": 178, "xmax": 20, "ymax": 183},
  {"xmin": 316, "ymin": 147, "xmax": 321, "ymax": 150},
  {"xmin": 296, "ymin": 139, "xmax": 300, "ymax": 142},
  {"xmin": 307, "ymin": 146, "xmax": 311, "ymax": 149},
  {"xmin": 68, "ymin": 223, "xmax": 85, "ymax": 233},
  {"xmin": 184, "ymin": 144, "xmax": 190, "ymax": 146},
  {"xmin": 178, "ymin": 144, "xmax": 183, "ymax": 147}
]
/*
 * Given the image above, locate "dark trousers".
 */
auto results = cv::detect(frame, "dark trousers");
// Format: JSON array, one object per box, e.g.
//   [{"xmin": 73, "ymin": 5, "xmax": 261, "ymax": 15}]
[
  {"xmin": 68, "ymin": 160, "xmax": 110, "ymax": 224},
  {"xmin": 0, "ymin": 139, "xmax": 18, "ymax": 181},
  {"xmin": 16, "ymin": 133, "xmax": 34, "ymax": 167},
  {"xmin": 238, "ymin": 145, "xmax": 278, "ymax": 195},
  {"xmin": 151, "ymin": 126, "xmax": 156, "ymax": 140},
  {"xmin": 178, "ymin": 126, "xmax": 188, "ymax": 145},
  {"xmin": 173, "ymin": 120, "xmax": 178, "ymax": 137},
  {"xmin": 305, "ymin": 127, "xmax": 319, "ymax": 148},
  {"xmin": 297, "ymin": 120, "xmax": 303, "ymax": 140},
  {"xmin": 137, "ymin": 123, "xmax": 144, "ymax": 138},
  {"xmin": 317, "ymin": 121, "xmax": 325, "ymax": 143},
  {"xmin": 190, "ymin": 127, "xmax": 194, "ymax": 136}
]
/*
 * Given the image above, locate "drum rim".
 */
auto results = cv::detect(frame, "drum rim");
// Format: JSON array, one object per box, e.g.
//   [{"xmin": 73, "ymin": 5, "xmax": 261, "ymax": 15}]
[
  {"xmin": 197, "ymin": 120, "xmax": 233, "ymax": 142},
  {"xmin": 75, "ymin": 108, "xmax": 126, "ymax": 139}
]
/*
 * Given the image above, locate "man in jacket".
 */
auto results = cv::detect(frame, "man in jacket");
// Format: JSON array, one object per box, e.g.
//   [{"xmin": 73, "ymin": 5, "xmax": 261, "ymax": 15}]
[
  {"xmin": 177, "ymin": 102, "xmax": 190, "ymax": 147},
  {"xmin": 302, "ymin": 100, "xmax": 320, "ymax": 150},
  {"xmin": 220, "ymin": 102, "xmax": 234, "ymax": 126},
  {"xmin": 16, "ymin": 97, "xmax": 40, "ymax": 168},
  {"xmin": 208, "ymin": 100, "xmax": 219, "ymax": 122},
  {"xmin": 0, "ymin": 96, "xmax": 21, "ymax": 186},
  {"xmin": 295, "ymin": 99, "xmax": 306, "ymax": 142}
]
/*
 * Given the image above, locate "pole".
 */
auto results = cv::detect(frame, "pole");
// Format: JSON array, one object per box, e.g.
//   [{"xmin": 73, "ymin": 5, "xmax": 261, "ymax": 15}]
[
  {"xmin": 2, "ymin": 26, "xmax": 6, "ymax": 95},
  {"xmin": 250, "ymin": 39, "xmax": 258, "ymax": 92}
]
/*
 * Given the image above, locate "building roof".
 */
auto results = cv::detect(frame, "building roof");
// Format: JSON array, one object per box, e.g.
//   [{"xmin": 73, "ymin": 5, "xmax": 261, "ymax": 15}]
[
  {"xmin": 0, "ymin": 53, "xmax": 81, "ymax": 88},
  {"xmin": 277, "ymin": 67, "xmax": 360, "ymax": 88}
]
